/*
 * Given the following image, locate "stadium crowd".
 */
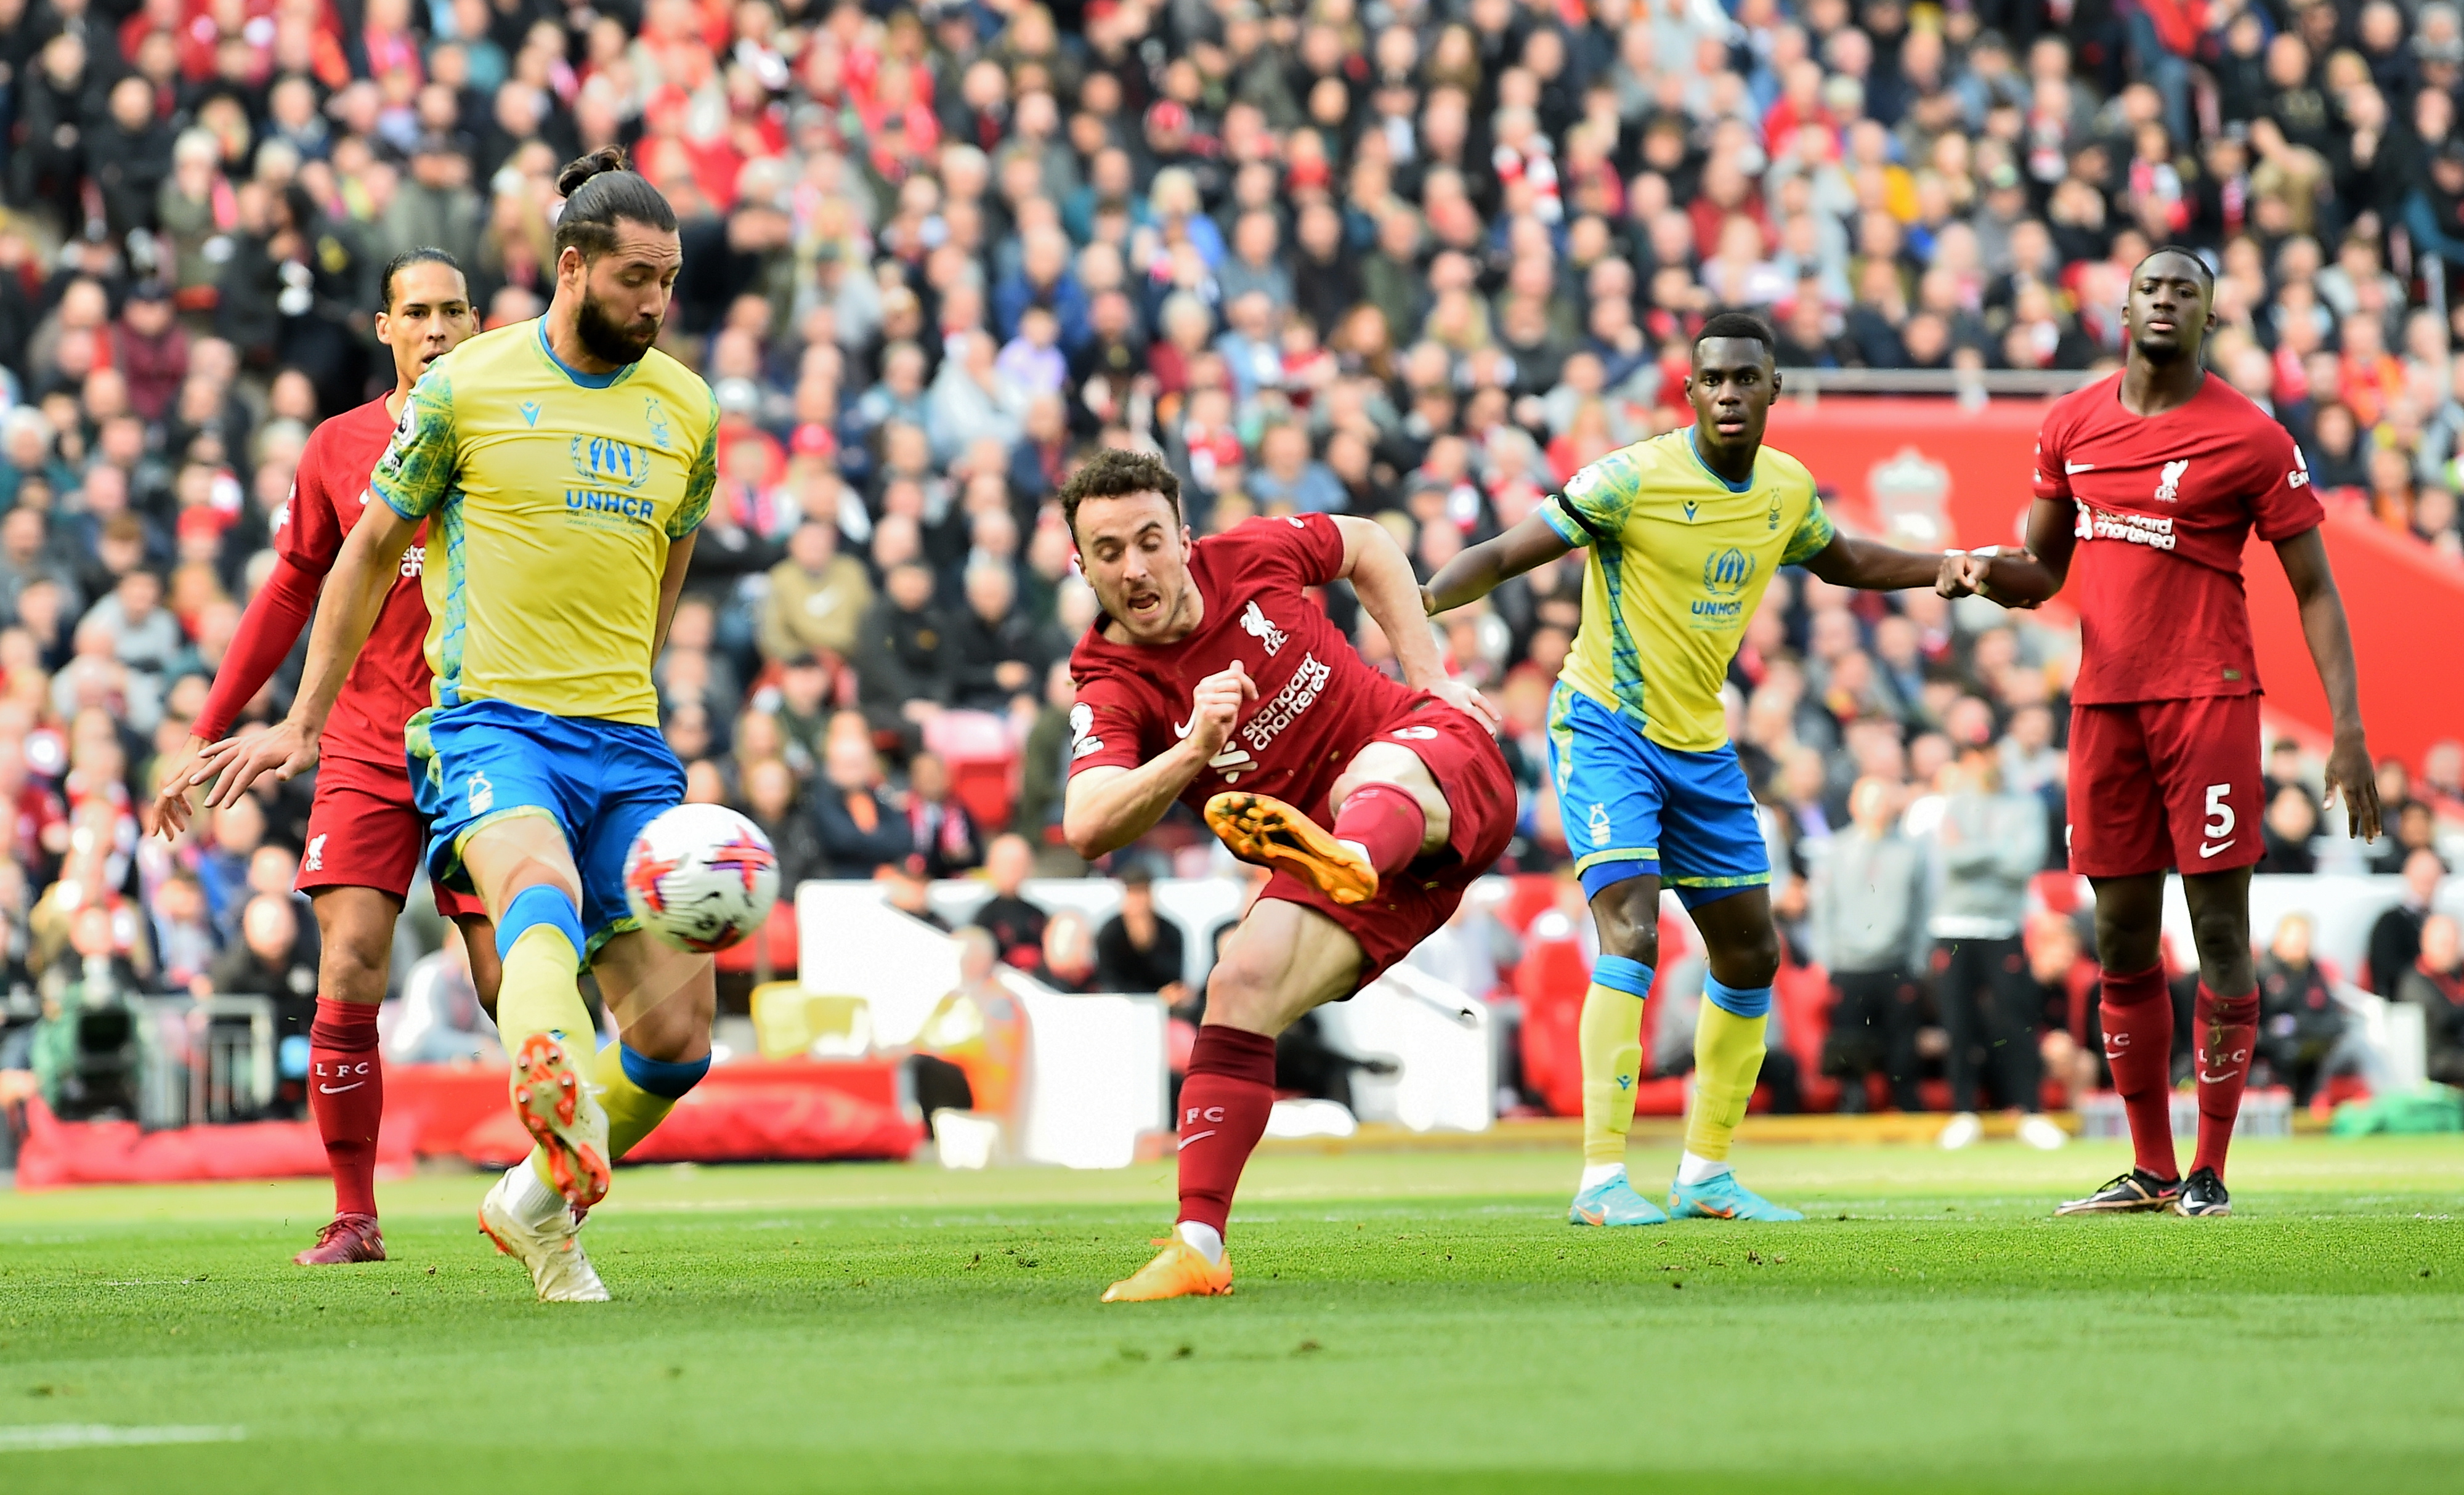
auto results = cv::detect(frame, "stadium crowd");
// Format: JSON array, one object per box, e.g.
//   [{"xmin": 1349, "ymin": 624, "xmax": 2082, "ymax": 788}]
[{"xmin": 1, "ymin": 0, "xmax": 2462, "ymax": 1131}]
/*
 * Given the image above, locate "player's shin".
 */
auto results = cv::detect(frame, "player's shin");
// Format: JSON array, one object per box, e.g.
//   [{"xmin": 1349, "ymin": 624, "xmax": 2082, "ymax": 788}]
[
  {"xmin": 2099, "ymin": 965, "xmax": 2180, "ymax": 1181},
  {"xmin": 306, "ymin": 997, "xmax": 384, "ymax": 1218},
  {"xmin": 493, "ymin": 885, "xmax": 594, "ymax": 1055},
  {"xmin": 1578, "ymin": 957, "xmax": 1655, "ymax": 1185},
  {"xmin": 1680, "ymin": 979, "xmax": 1770, "ymax": 1180},
  {"xmin": 1173, "ymin": 1025, "xmax": 1278, "ymax": 1262},
  {"xmin": 2190, "ymin": 983, "xmax": 2260, "ymax": 1180},
  {"xmin": 1331, "ymin": 784, "xmax": 1428, "ymax": 875}
]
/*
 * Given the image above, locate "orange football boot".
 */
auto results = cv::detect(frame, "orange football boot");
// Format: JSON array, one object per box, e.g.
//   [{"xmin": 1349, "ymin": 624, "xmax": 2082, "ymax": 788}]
[
  {"xmin": 1204, "ymin": 792, "xmax": 1377, "ymax": 904},
  {"xmin": 1101, "ymin": 1238, "xmax": 1235, "ymax": 1302},
  {"xmin": 509, "ymin": 1033, "xmax": 612, "ymax": 1210}
]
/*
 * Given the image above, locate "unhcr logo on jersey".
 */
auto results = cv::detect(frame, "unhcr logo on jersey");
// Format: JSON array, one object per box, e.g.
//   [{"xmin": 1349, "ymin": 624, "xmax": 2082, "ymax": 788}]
[
  {"xmin": 1690, "ymin": 546, "xmax": 1754, "ymax": 629},
  {"xmin": 570, "ymin": 435, "xmax": 654, "ymax": 490},
  {"xmin": 564, "ymin": 433, "xmax": 660, "ymax": 532}
]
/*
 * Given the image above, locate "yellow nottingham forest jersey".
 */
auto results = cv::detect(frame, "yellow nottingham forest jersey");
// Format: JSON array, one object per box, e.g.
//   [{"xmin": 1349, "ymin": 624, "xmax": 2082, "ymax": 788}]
[
  {"xmin": 368, "ymin": 318, "xmax": 718, "ymax": 726},
  {"xmin": 1540, "ymin": 430, "xmax": 1834, "ymax": 753}
]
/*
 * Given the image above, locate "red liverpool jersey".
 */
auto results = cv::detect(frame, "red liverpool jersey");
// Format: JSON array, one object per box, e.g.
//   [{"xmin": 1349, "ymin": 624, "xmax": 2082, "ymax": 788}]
[
  {"xmin": 2030, "ymin": 372, "xmax": 2322, "ymax": 705},
  {"xmin": 1067, "ymin": 514, "xmax": 1420, "ymax": 816},
  {"xmin": 280, "ymin": 396, "xmax": 437, "ymax": 768}
]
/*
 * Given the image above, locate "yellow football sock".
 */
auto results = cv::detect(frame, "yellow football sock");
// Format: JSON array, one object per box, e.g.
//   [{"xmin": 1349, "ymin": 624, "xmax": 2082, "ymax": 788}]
[
  {"xmin": 1683, "ymin": 1002, "xmax": 1768, "ymax": 1163},
  {"xmin": 1578, "ymin": 982, "xmax": 1648, "ymax": 1167},
  {"xmin": 591, "ymin": 1041, "xmax": 679, "ymax": 1161},
  {"xmin": 495, "ymin": 920, "xmax": 593, "ymax": 1194}
]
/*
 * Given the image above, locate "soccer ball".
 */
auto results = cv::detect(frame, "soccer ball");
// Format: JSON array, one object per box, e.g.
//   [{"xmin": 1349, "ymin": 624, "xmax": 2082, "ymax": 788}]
[{"xmin": 622, "ymin": 804, "xmax": 782, "ymax": 954}]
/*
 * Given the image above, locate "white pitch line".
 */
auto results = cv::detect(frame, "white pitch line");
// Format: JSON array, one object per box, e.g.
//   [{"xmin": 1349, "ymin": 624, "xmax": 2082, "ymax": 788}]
[{"xmin": 0, "ymin": 1425, "xmax": 246, "ymax": 1452}]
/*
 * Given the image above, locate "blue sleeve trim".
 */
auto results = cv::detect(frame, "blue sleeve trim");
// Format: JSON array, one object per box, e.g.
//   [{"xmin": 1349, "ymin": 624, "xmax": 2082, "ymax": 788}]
[
  {"xmin": 371, "ymin": 485, "xmax": 421, "ymax": 522},
  {"xmin": 1703, "ymin": 976, "xmax": 1773, "ymax": 1019},
  {"xmin": 1539, "ymin": 501, "xmax": 1591, "ymax": 548}
]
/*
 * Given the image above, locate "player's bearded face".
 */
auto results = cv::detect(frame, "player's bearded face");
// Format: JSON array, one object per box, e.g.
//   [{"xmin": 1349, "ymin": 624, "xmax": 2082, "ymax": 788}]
[
  {"xmin": 1072, "ymin": 493, "xmax": 1196, "ymax": 643},
  {"xmin": 575, "ymin": 283, "xmax": 662, "ymax": 365}
]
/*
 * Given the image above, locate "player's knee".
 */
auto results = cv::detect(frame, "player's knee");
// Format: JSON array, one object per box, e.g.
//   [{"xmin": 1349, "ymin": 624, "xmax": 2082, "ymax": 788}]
[
  {"xmin": 318, "ymin": 932, "xmax": 392, "ymax": 1003},
  {"xmin": 1202, "ymin": 946, "xmax": 1279, "ymax": 1029},
  {"xmin": 2188, "ymin": 908, "xmax": 2252, "ymax": 976},
  {"xmin": 1587, "ymin": 878, "xmax": 1658, "ymax": 965},
  {"xmin": 1718, "ymin": 922, "xmax": 1783, "ymax": 987}
]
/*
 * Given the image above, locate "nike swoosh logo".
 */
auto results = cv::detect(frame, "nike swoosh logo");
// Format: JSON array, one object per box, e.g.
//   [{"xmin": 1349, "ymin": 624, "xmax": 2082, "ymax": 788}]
[
  {"xmin": 1173, "ymin": 717, "xmax": 1193, "ymax": 739},
  {"xmin": 2200, "ymin": 839, "xmax": 2235, "ymax": 857},
  {"xmin": 2199, "ymin": 1071, "xmax": 2236, "ymax": 1084},
  {"xmin": 1181, "ymin": 1128, "xmax": 1217, "ymax": 1145},
  {"xmin": 317, "ymin": 1082, "xmax": 367, "ymax": 1094},
  {"xmin": 2065, "ymin": 461, "xmax": 2096, "ymax": 474}
]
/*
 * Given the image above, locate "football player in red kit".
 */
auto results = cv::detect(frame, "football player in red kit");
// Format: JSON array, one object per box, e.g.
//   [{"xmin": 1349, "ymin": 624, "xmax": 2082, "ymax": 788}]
[
  {"xmin": 1060, "ymin": 449, "xmax": 1514, "ymax": 1302},
  {"xmin": 153, "ymin": 250, "xmax": 498, "ymax": 1263},
  {"xmin": 1941, "ymin": 246, "xmax": 2381, "ymax": 1217}
]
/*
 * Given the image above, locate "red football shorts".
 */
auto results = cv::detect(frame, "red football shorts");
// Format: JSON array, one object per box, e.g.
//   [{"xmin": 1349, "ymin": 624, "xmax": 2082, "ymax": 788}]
[
  {"xmin": 2067, "ymin": 694, "xmax": 2264, "ymax": 879},
  {"xmin": 298, "ymin": 759, "xmax": 488, "ymax": 918},
  {"xmin": 1258, "ymin": 697, "xmax": 1517, "ymax": 992}
]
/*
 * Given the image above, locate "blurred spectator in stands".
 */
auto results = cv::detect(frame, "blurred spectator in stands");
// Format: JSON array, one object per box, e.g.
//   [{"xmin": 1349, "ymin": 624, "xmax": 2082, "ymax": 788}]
[
  {"xmin": 2254, "ymin": 911, "xmax": 2361, "ymax": 1106},
  {"xmin": 1015, "ymin": 660, "xmax": 1079, "ymax": 872},
  {"xmin": 2400, "ymin": 914, "xmax": 2464, "ymax": 1088},
  {"xmin": 813, "ymin": 734, "xmax": 912, "ymax": 880},
  {"xmin": 760, "ymin": 522, "xmax": 872, "ymax": 667},
  {"xmin": 855, "ymin": 560, "xmax": 955, "ymax": 754},
  {"xmin": 30, "ymin": 904, "xmax": 148, "ymax": 1122},
  {"xmin": 740, "ymin": 757, "xmax": 825, "ymax": 894},
  {"xmin": 904, "ymin": 752, "xmax": 981, "ymax": 879},
  {"xmin": 769, "ymin": 654, "xmax": 835, "ymax": 772},
  {"xmin": 2025, "ymin": 913, "xmax": 2102, "ymax": 1110},
  {"xmin": 2368, "ymin": 849, "xmax": 2449, "ymax": 995},
  {"xmin": 1031, "ymin": 909, "xmax": 1098, "ymax": 994},
  {"xmin": 909, "ymin": 926, "xmax": 1027, "ymax": 1133},
  {"xmin": 387, "ymin": 923, "xmax": 503, "ymax": 1067},
  {"xmin": 884, "ymin": 866, "xmax": 950, "ymax": 933},
  {"xmin": 950, "ymin": 562, "xmax": 1044, "ymax": 712},
  {"xmin": 2372, "ymin": 800, "xmax": 2447, "ymax": 875},
  {"xmin": 973, "ymin": 833, "xmax": 1048, "ymax": 969},
  {"xmin": 151, "ymin": 870, "xmax": 219, "ymax": 994},
  {"xmin": 1814, "ymin": 777, "xmax": 1929, "ymax": 1113},
  {"xmin": 1094, "ymin": 864, "xmax": 1185, "ymax": 1001},
  {"xmin": 1927, "ymin": 743, "xmax": 2061, "ymax": 1149},
  {"xmin": 2259, "ymin": 782, "xmax": 2320, "ymax": 873}
]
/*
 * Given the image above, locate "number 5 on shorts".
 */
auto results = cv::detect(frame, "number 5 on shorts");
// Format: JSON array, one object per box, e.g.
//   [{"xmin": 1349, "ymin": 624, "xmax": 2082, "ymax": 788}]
[{"xmin": 2203, "ymin": 783, "xmax": 2234, "ymax": 841}]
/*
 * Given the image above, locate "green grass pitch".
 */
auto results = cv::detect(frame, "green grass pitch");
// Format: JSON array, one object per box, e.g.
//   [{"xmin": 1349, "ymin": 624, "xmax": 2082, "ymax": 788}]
[{"xmin": 3, "ymin": 1137, "xmax": 2462, "ymax": 1494}]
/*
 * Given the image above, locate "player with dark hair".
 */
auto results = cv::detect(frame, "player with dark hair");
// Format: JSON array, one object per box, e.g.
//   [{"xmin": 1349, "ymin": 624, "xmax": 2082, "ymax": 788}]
[
  {"xmin": 1940, "ymin": 245, "xmax": 2380, "ymax": 1218},
  {"xmin": 193, "ymin": 148, "xmax": 722, "ymax": 1299},
  {"xmin": 1059, "ymin": 447, "xmax": 1515, "ymax": 1302},
  {"xmin": 1424, "ymin": 310, "xmax": 1963, "ymax": 1226},
  {"xmin": 155, "ymin": 248, "xmax": 489, "ymax": 1267}
]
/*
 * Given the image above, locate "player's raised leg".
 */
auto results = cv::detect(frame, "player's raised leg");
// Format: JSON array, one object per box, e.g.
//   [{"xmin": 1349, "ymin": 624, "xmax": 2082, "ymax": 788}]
[
  {"xmin": 1204, "ymin": 738, "xmax": 1451, "ymax": 906},
  {"xmin": 1666, "ymin": 888, "xmax": 1802, "ymax": 1223},
  {"xmin": 462, "ymin": 813, "xmax": 610, "ymax": 1201},
  {"xmin": 1105, "ymin": 897, "xmax": 1366, "ymax": 1302}
]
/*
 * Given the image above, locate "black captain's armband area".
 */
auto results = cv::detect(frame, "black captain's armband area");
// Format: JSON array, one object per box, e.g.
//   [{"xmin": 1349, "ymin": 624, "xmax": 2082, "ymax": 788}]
[{"xmin": 1549, "ymin": 492, "xmax": 1611, "ymax": 543}]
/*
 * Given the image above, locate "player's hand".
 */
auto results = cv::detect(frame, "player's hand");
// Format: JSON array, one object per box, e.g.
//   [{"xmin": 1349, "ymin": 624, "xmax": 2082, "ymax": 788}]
[
  {"xmin": 1424, "ymin": 676, "xmax": 1501, "ymax": 734},
  {"xmin": 1935, "ymin": 551, "xmax": 1988, "ymax": 599},
  {"xmin": 2324, "ymin": 734, "xmax": 2383, "ymax": 843},
  {"xmin": 149, "ymin": 732, "xmax": 211, "ymax": 840},
  {"xmin": 1181, "ymin": 660, "xmax": 1257, "ymax": 760},
  {"xmin": 190, "ymin": 720, "xmax": 322, "ymax": 810}
]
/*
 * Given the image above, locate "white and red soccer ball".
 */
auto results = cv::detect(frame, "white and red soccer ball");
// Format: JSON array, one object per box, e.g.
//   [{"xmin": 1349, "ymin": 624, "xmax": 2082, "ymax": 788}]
[{"xmin": 622, "ymin": 804, "xmax": 782, "ymax": 954}]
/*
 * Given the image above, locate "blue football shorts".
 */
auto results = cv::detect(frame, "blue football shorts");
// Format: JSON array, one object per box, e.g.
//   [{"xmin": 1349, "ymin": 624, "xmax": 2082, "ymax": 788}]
[
  {"xmin": 1544, "ymin": 683, "xmax": 1770, "ymax": 908},
  {"xmin": 407, "ymin": 698, "xmax": 685, "ymax": 956}
]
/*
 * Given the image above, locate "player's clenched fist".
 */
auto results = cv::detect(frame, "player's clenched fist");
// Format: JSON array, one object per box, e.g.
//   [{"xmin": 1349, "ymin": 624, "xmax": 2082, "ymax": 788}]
[{"xmin": 1180, "ymin": 660, "xmax": 1257, "ymax": 758}]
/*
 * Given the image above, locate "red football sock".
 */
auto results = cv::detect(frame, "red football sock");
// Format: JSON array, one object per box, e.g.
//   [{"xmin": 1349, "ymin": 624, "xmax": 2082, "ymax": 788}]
[
  {"xmin": 2190, "ymin": 984, "xmax": 2260, "ymax": 1180},
  {"xmin": 2099, "ymin": 964, "xmax": 2178, "ymax": 1181},
  {"xmin": 1332, "ymin": 784, "xmax": 1427, "ymax": 875},
  {"xmin": 307, "ymin": 998, "xmax": 384, "ymax": 1218},
  {"xmin": 1175, "ymin": 1025, "xmax": 1278, "ymax": 1238}
]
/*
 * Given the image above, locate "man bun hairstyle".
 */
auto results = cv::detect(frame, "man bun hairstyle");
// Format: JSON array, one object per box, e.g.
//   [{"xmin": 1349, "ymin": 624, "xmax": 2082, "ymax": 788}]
[
  {"xmin": 1055, "ymin": 447, "xmax": 1182, "ymax": 539},
  {"xmin": 380, "ymin": 246, "xmax": 464, "ymax": 312},
  {"xmin": 1696, "ymin": 309, "xmax": 1777, "ymax": 354},
  {"xmin": 553, "ymin": 146, "xmax": 678, "ymax": 262}
]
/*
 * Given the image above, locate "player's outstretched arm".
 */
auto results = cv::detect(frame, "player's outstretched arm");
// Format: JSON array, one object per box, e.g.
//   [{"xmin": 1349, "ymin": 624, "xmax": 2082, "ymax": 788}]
[
  {"xmin": 1332, "ymin": 514, "xmax": 1500, "ymax": 730},
  {"xmin": 2276, "ymin": 526, "xmax": 2382, "ymax": 842},
  {"xmin": 152, "ymin": 554, "xmax": 325, "ymax": 837},
  {"xmin": 193, "ymin": 504, "xmax": 421, "ymax": 809},
  {"xmin": 1421, "ymin": 513, "xmax": 1574, "ymax": 617},
  {"xmin": 1062, "ymin": 663, "xmax": 1257, "ymax": 860},
  {"xmin": 1937, "ymin": 498, "xmax": 2075, "ymax": 607}
]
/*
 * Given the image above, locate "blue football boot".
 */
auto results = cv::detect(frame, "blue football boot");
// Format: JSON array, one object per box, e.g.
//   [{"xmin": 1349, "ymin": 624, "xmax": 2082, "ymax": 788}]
[
  {"xmin": 1567, "ymin": 1175, "xmax": 1671, "ymax": 1226},
  {"xmin": 1667, "ymin": 1172, "xmax": 1804, "ymax": 1222}
]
